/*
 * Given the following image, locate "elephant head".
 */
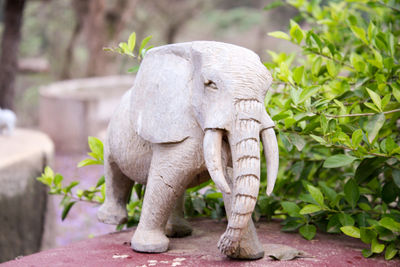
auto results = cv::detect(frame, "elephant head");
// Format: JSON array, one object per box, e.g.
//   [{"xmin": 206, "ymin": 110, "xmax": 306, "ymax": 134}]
[{"xmin": 131, "ymin": 41, "xmax": 279, "ymax": 255}]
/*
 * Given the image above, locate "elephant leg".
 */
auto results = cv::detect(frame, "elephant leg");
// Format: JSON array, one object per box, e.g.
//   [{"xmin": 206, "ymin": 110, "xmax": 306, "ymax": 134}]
[
  {"xmin": 165, "ymin": 193, "xmax": 193, "ymax": 237},
  {"xmin": 222, "ymin": 167, "xmax": 264, "ymax": 260},
  {"xmin": 97, "ymin": 158, "xmax": 134, "ymax": 225},
  {"xmin": 131, "ymin": 137, "xmax": 202, "ymax": 253}
]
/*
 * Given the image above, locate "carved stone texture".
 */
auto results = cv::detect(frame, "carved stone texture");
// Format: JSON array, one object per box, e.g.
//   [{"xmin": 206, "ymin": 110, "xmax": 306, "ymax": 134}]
[{"xmin": 97, "ymin": 41, "xmax": 279, "ymax": 259}]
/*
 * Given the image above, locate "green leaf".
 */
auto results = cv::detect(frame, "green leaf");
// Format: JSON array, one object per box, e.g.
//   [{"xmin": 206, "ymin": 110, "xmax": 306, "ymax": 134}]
[
  {"xmin": 299, "ymin": 224, "xmax": 316, "ymax": 240},
  {"xmin": 392, "ymin": 85, "xmax": 400, "ymax": 103},
  {"xmin": 351, "ymin": 129, "xmax": 363, "ymax": 147},
  {"xmin": 379, "ymin": 217, "xmax": 400, "ymax": 233},
  {"xmin": 358, "ymin": 203, "xmax": 371, "ymax": 211},
  {"xmin": 323, "ymin": 154, "xmax": 357, "ymax": 168},
  {"xmin": 355, "ymin": 157, "xmax": 385, "ymax": 183},
  {"xmin": 44, "ymin": 166, "xmax": 54, "ymax": 178},
  {"xmin": 327, "ymin": 214, "xmax": 341, "ymax": 233},
  {"xmin": 350, "ymin": 25, "xmax": 368, "ymax": 45},
  {"xmin": 53, "ymin": 174, "xmax": 63, "ymax": 187},
  {"xmin": 281, "ymin": 201, "xmax": 301, "ymax": 217},
  {"xmin": 205, "ymin": 192, "xmax": 223, "ymax": 200},
  {"xmin": 318, "ymin": 182, "xmax": 337, "ymax": 204},
  {"xmin": 289, "ymin": 20, "xmax": 304, "ymax": 44},
  {"xmin": 118, "ymin": 42, "xmax": 129, "ymax": 53},
  {"xmin": 366, "ymin": 88, "xmax": 382, "ymax": 112},
  {"xmin": 385, "ymin": 243, "xmax": 398, "ymax": 260},
  {"xmin": 306, "ymin": 184, "xmax": 324, "ymax": 206},
  {"xmin": 371, "ymin": 238, "xmax": 385, "ymax": 253},
  {"xmin": 340, "ymin": 226, "xmax": 360, "ymax": 238},
  {"xmin": 362, "ymin": 249, "xmax": 373, "ymax": 258},
  {"xmin": 299, "ymin": 86, "xmax": 319, "ymax": 103},
  {"xmin": 88, "ymin": 137, "xmax": 104, "ymax": 161},
  {"xmin": 382, "ymin": 182, "xmax": 398, "ymax": 204},
  {"xmin": 312, "ymin": 57, "xmax": 322, "ymax": 76},
  {"xmin": 279, "ymin": 131, "xmax": 293, "ymax": 152},
  {"xmin": 293, "ymin": 66, "xmax": 304, "ymax": 85},
  {"xmin": 289, "ymin": 133, "xmax": 305, "ymax": 151},
  {"xmin": 127, "ymin": 65, "xmax": 140, "ymax": 73},
  {"xmin": 326, "ymin": 60, "xmax": 338, "ymax": 77},
  {"xmin": 339, "ymin": 213, "xmax": 355, "ymax": 226},
  {"xmin": 393, "ymin": 169, "xmax": 400, "ymax": 189},
  {"xmin": 299, "ymin": 204, "xmax": 321, "ymax": 214},
  {"xmin": 96, "ymin": 176, "xmax": 105, "ymax": 188},
  {"xmin": 344, "ymin": 179, "xmax": 359, "ymax": 208},
  {"xmin": 77, "ymin": 158, "xmax": 102, "ymax": 168},
  {"xmin": 360, "ymin": 227, "xmax": 377, "ymax": 244},
  {"xmin": 62, "ymin": 201, "xmax": 76, "ymax": 221},
  {"xmin": 364, "ymin": 102, "xmax": 381, "ymax": 113},
  {"xmin": 64, "ymin": 181, "xmax": 79, "ymax": 194},
  {"xmin": 127, "ymin": 32, "xmax": 136, "ymax": 52},
  {"xmin": 139, "ymin": 35, "xmax": 152, "ymax": 57},
  {"xmin": 364, "ymin": 113, "xmax": 385, "ymax": 143},
  {"xmin": 281, "ymin": 220, "xmax": 304, "ymax": 232},
  {"xmin": 350, "ymin": 53, "xmax": 365, "ymax": 72},
  {"xmin": 268, "ymin": 31, "xmax": 290, "ymax": 40},
  {"xmin": 264, "ymin": 0, "xmax": 284, "ymax": 10},
  {"xmin": 310, "ymin": 134, "xmax": 327, "ymax": 145}
]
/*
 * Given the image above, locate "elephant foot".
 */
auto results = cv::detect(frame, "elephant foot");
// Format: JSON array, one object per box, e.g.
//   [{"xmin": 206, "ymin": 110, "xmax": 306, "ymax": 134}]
[
  {"xmin": 165, "ymin": 216, "xmax": 193, "ymax": 237},
  {"xmin": 131, "ymin": 229, "xmax": 169, "ymax": 253},
  {"xmin": 218, "ymin": 224, "xmax": 264, "ymax": 260},
  {"xmin": 97, "ymin": 202, "xmax": 127, "ymax": 225}
]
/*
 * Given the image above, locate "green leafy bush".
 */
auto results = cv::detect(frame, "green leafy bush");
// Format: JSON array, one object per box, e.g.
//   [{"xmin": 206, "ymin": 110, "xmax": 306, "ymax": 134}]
[{"xmin": 262, "ymin": 0, "xmax": 400, "ymax": 260}]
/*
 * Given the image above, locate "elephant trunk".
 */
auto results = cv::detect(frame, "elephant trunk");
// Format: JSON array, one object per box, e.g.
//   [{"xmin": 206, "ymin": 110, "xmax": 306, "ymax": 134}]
[
  {"xmin": 203, "ymin": 99, "xmax": 279, "ymax": 257},
  {"xmin": 217, "ymin": 113, "xmax": 262, "ymax": 256}
]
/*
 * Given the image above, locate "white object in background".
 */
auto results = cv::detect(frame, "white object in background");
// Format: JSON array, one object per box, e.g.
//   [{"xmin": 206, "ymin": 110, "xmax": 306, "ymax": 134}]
[{"xmin": 0, "ymin": 108, "xmax": 16, "ymax": 135}]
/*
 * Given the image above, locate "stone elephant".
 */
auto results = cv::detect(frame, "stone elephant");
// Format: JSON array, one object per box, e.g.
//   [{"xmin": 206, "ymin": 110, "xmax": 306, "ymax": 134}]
[{"xmin": 97, "ymin": 41, "xmax": 279, "ymax": 259}]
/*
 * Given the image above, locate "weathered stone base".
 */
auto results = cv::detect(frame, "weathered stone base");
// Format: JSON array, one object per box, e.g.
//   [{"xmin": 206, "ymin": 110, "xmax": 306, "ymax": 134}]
[
  {"xmin": 0, "ymin": 129, "xmax": 53, "ymax": 263},
  {"xmin": 3, "ymin": 219, "xmax": 397, "ymax": 266}
]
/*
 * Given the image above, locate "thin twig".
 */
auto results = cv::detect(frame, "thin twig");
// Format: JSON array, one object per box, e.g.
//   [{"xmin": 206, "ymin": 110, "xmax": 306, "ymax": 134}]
[
  {"xmin": 323, "ymin": 108, "xmax": 400, "ymax": 118},
  {"xmin": 61, "ymin": 194, "xmax": 101, "ymax": 204},
  {"xmin": 310, "ymin": 51, "xmax": 355, "ymax": 70},
  {"xmin": 377, "ymin": 0, "xmax": 400, "ymax": 12},
  {"xmin": 330, "ymin": 144, "xmax": 387, "ymax": 157}
]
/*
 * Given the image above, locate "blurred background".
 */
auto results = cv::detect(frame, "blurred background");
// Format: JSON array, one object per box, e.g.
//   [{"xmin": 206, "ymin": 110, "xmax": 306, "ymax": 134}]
[
  {"xmin": 0, "ymin": 0, "xmax": 297, "ymax": 262},
  {"xmin": 8, "ymin": 0, "xmax": 298, "ymax": 126}
]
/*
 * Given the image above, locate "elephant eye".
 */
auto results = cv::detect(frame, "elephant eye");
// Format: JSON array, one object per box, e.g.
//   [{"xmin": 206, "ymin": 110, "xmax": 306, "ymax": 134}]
[{"xmin": 204, "ymin": 80, "xmax": 218, "ymax": 90}]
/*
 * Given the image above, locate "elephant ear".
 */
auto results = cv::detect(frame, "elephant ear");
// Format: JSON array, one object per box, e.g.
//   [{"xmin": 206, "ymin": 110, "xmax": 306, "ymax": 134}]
[{"xmin": 131, "ymin": 45, "xmax": 197, "ymax": 143}]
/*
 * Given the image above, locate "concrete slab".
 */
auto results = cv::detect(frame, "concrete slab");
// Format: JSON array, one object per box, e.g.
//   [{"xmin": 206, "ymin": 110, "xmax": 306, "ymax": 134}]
[{"xmin": 3, "ymin": 219, "xmax": 397, "ymax": 266}]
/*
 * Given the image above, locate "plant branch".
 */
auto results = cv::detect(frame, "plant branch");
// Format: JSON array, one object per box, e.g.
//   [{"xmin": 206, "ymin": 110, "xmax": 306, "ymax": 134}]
[
  {"xmin": 323, "ymin": 108, "xmax": 400, "ymax": 118},
  {"xmin": 330, "ymin": 144, "xmax": 387, "ymax": 157},
  {"xmin": 377, "ymin": 0, "xmax": 400, "ymax": 12},
  {"xmin": 309, "ymin": 50, "xmax": 355, "ymax": 70}
]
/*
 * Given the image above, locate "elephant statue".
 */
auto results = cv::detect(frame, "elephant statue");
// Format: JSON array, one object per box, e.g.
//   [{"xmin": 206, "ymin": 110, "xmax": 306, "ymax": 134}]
[{"xmin": 97, "ymin": 41, "xmax": 279, "ymax": 259}]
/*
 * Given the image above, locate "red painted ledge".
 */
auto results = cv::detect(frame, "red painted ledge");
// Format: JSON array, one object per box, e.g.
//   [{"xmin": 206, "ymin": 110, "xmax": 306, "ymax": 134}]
[{"xmin": 3, "ymin": 219, "xmax": 397, "ymax": 267}]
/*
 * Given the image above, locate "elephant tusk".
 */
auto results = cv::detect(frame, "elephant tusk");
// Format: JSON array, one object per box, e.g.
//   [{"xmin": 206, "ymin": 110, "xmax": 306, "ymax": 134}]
[
  {"xmin": 203, "ymin": 129, "xmax": 231, "ymax": 194},
  {"xmin": 261, "ymin": 127, "xmax": 279, "ymax": 196}
]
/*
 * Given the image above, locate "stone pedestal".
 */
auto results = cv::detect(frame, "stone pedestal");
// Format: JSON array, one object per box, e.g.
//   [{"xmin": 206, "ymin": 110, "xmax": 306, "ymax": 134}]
[
  {"xmin": 2, "ymin": 219, "xmax": 397, "ymax": 266},
  {"xmin": 39, "ymin": 75, "xmax": 134, "ymax": 153},
  {"xmin": 0, "ymin": 129, "xmax": 54, "ymax": 263}
]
